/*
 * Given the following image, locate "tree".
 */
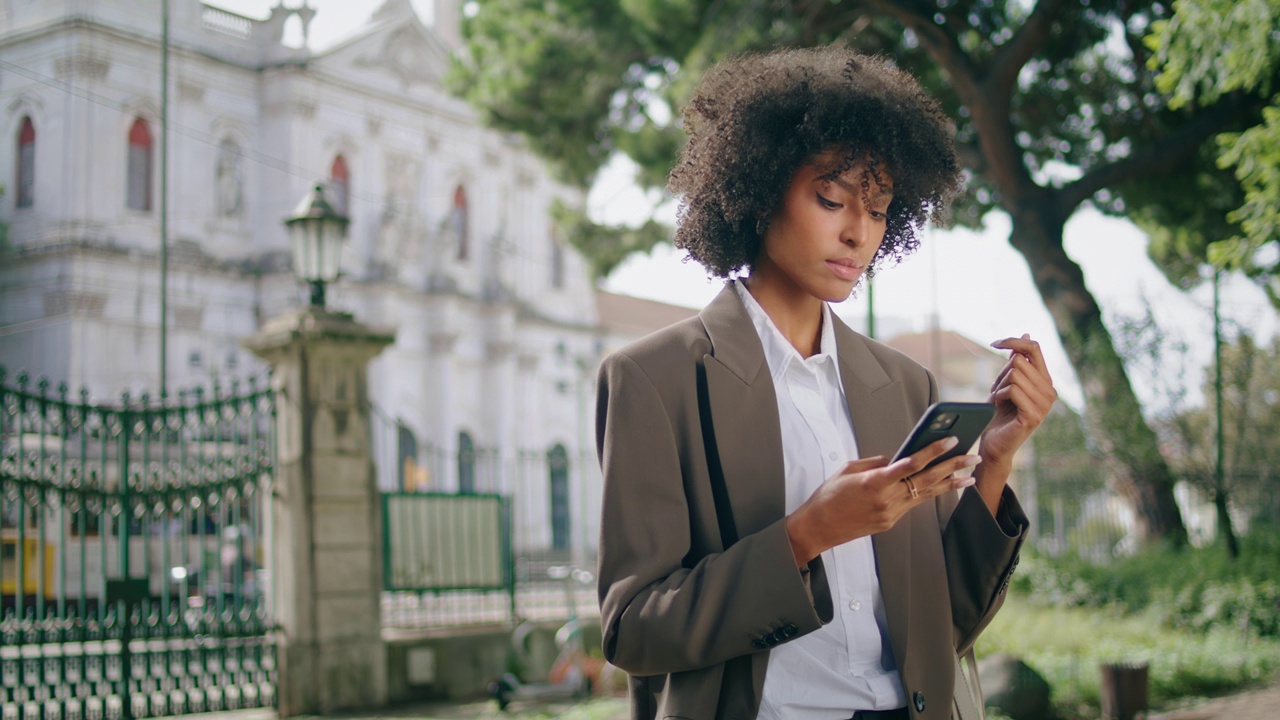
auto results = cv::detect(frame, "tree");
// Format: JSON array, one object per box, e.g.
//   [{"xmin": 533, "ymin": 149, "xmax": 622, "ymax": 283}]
[
  {"xmin": 1112, "ymin": 292, "xmax": 1280, "ymax": 556},
  {"xmin": 450, "ymin": 0, "xmax": 1279, "ymax": 545},
  {"xmin": 1154, "ymin": 332, "xmax": 1280, "ymax": 552},
  {"xmin": 1147, "ymin": 0, "xmax": 1280, "ymax": 307}
]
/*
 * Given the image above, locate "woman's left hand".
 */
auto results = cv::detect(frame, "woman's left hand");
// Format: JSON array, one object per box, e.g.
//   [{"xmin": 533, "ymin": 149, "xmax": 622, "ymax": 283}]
[{"xmin": 980, "ymin": 334, "xmax": 1057, "ymax": 472}]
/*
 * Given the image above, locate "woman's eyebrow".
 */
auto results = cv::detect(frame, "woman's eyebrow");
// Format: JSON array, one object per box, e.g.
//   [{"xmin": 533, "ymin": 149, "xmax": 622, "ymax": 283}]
[{"xmin": 828, "ymin": 176, "xmax": 895, "ymax": 202}]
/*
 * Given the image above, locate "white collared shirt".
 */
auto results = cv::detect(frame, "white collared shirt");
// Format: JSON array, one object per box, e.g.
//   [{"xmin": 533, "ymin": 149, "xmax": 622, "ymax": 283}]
[{"xmin": 733, "ymin": 281, "xmax": 907, "ymax": 719}]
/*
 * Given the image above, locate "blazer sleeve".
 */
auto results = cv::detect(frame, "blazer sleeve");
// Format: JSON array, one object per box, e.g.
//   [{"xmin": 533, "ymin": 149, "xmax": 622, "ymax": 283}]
[
  {"xmin": 595, "ymin": 351, "xmax": 833, "ymax": 677},
  {"xmin": 938, "ymin": 485, "xmax": 1028, "ymax": 655}
]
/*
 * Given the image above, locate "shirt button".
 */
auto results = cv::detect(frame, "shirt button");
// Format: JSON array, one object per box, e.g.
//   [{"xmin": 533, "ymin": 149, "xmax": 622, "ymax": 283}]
[
  {"xmin": 848, "ymin": 599, "xmax": 862, "ymax": 611},
  {"xmin": 828, "ymin": 452, "xmax": 838, "ymax": 461}
]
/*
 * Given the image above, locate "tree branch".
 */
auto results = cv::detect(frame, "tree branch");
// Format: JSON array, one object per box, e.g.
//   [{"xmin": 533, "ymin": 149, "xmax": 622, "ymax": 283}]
[
  {"xmin": 857, "ymin": 0, "xmax": 980, "ymax": 100},
  {"xmin": 985, "ymin": 0, "xmax": 1071, "ymax": 96},
  {"xmin": 1059, "ymin": 95, "xmax": 1249, "ymax": 214},
  {"xmin": 855, "ymin": 1, "xmax": 1032, "ymax": 206},
  {"xmin": 804, "ymin": 2, "xmax": 867, "ymax": 46}
]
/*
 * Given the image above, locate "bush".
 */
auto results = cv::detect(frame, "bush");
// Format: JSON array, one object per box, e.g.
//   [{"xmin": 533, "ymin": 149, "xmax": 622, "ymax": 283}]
[
  {"xmin": 979, "ymin": 598, "xmax": 1280, "ymax": 720},
  {"xmin": 1013, "ymin": 527, "xmax": 1280, "ymax": 638},
  {"xmin": 1154, "ymin": 579, "xmax": 1280, "ymax": 638}
]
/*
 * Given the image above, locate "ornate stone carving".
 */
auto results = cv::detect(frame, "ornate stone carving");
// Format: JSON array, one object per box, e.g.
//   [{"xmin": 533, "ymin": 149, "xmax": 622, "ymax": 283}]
[
  {"xmin": 378, "ymin": 154, "xmax": 422, "ymax": 264},
  {"xmin": 53, "ymin": 53, "xmax": 109, "ymax": 81},
  {"xmin": 43, "ymin": 290, "xmax": 107, "ymax": 318},
  {"xmin": 216, "ymin": 138, "xmax": 244, "ymax": 218},
  {"xmin": 173, "ymin": 305, "xmax": 205, "ymax": 331},
  {"xmin": 355, "ymin": 25, "xmax": 444, "ymax": 88},
  {"xmin": 178, "ymin": 80, "xmax": 206, "ymax": 104},
  {"xmin": 428, "ymin": 331, "xmax": 458, "ymax": 354}
]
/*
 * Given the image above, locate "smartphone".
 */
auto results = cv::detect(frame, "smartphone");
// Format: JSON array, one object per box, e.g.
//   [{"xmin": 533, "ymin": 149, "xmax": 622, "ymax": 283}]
[{"xmin": 891, "ymin": 402, "xmax": 996, "ymax": 470}]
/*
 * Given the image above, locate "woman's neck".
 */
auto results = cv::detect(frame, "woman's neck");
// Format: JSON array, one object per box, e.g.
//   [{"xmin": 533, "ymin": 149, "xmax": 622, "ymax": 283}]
[{"xmin": 742, "ymin": 276, "xmax": 825, "ymax": 358}]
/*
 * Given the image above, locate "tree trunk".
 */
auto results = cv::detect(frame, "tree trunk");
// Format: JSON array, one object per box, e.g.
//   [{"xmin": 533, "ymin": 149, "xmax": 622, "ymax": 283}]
[
  {"xmin": 1214, "ymin": 489, "xmax": 1239, "ymax": 559},
  {"xmin": 1006, "ymin": 209, "xmax": 1188, "ymax": 547}
]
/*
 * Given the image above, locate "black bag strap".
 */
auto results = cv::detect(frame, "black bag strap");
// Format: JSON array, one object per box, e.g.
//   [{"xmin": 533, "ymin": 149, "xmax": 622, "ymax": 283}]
[{"xmin": 696, "ymin": 362, "xmax": 739, "ymax": 547}]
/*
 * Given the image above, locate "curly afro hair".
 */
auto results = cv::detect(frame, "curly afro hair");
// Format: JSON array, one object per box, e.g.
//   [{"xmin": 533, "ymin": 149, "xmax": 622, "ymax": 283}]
[{"xmin": 668, "ymin": 46, "xmax": 962, "ymax": 278}]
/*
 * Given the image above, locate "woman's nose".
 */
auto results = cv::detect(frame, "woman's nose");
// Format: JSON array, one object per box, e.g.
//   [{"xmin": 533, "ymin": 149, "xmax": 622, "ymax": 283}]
[{"xmin": 841, "ymin": 211, "xmax": 874, "ymax": 247}]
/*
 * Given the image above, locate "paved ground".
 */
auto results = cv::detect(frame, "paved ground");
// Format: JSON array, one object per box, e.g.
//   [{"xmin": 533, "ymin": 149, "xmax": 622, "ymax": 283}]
[
  {"xmin": 331, "ymin": 698, "xmax": 628, "ymax": 719},
  {"xmin": 183, "ymin": 698, "xmax": 628, "ymax": 720},
  {"xmin": 1147, "ymin": 683, "xmax": 1280, "ymax": 720},
  {"xmin": 188, "ymin": 684, "xmax": 1280, "ymax": 720}
]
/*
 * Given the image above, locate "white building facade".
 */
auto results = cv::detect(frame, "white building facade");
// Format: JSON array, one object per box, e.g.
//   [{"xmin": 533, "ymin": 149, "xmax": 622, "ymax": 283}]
[{"xmin": 0, "ymin": 0, "xmax": 607, "ymax": 562}]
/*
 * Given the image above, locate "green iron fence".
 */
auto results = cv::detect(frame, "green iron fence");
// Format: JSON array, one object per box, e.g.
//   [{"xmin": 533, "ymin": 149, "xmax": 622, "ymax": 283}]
[
  {"xmin": 0, "ymin": 368, "xmax": 276, "ymax": 720},
  {"xmin": 1023, "ymin": 462, "xmax": 1279, "ymax": 561},
  {"xmin": 371, "ymin": 405, "xmax": 601, "ymax": 629},
  {"xmin": 381, "ymin": 492, "xmax": 516, "ymax": 626},
  {"xmin": 379, "ymin": 490, "xmax": 599, "ymax": 630}
]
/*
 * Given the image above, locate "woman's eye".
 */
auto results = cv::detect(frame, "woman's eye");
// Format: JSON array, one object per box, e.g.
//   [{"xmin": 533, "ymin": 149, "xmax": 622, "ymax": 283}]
[
  {"xmin": 870, "ymin": 210, "xmax": 888, "ymax": 221},
  {"xmin": 817, "ymin": 193, "xmax": 841, "ymax": 209}
]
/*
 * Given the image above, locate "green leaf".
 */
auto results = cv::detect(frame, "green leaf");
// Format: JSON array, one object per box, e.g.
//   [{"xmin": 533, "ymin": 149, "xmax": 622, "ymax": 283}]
[{"xmin": 550, "ymin": 201, "xmax": 671, "ymax": 279}]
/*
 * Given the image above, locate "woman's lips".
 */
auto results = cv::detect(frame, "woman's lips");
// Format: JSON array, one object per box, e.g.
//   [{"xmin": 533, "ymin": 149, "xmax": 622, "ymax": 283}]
[{"xmin": 826, "ymin": 259, "xmax": 863, "ymax": 281}]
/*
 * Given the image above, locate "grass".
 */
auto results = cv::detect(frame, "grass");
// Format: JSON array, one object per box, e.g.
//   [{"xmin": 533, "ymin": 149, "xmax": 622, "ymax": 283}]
[
  {"xmin": 978, "ymin": 593, "xmax": 1280, "ymax": 720},
  {"xmin": 317, "ymin": 697, "xmax": 629, "ymax": 720}
]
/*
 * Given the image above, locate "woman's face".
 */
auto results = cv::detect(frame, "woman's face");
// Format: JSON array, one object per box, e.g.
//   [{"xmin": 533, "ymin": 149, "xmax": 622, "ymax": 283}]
[{"xmin": 753, "ymin": 157, "xmax": 893, "ymax": 305}]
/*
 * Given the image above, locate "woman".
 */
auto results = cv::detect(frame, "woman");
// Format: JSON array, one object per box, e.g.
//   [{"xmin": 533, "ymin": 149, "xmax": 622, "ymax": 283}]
[{"xmin": 595, "ymin": 46, "xmax": 1056, "ymax": 720}]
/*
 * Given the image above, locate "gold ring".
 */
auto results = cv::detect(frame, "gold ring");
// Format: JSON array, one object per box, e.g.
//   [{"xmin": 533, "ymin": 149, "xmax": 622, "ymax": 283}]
[{"xmin": 903, "ymin": 476, "xmax": 920, "ymax": 499}]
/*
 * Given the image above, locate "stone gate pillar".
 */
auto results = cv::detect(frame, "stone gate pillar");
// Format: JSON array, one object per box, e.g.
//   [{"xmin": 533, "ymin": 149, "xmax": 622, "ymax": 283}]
[{"xmin": 244, "ymin": 307, "xmax": 395, "ymax": 717}]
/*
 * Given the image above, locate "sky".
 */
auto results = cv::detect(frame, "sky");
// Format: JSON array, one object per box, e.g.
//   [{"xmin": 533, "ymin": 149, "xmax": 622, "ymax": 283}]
[{"xmin": 216, "ymin": 0, "xmax": 1278, "ymax": 413}]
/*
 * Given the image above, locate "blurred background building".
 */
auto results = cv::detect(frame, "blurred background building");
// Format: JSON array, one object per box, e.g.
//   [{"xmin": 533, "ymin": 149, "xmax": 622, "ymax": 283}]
[{"xmin": 0, "ymin": 0, "xmax": 619, "ymax": 562}]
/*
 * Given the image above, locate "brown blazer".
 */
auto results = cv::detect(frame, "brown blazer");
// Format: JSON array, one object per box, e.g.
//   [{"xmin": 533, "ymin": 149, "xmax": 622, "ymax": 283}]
[{"xmin": 595, "ymin": 285, "xmax": 1027, "ymax": 720}]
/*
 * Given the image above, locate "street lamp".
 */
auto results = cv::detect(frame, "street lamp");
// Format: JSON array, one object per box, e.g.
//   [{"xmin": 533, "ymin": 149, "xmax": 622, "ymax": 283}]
[{"xmin": 285, "ymin": 183, "xmax": 349, "ymax": 309}]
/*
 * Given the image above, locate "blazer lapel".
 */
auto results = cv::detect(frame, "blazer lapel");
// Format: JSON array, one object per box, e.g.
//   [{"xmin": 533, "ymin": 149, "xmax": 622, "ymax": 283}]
[
  {"xmin": 698, "ymin": 285, "xmax": 786, "ymax": 540},
  {"xmin": 833, "ymin": 315, "xmax": 913, "ymax": 671}
]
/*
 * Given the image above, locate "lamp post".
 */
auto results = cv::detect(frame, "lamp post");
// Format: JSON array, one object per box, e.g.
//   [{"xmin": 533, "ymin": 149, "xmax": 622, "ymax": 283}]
[
  {"xmin": 249, "ymin": 184, "xmax": 392, "ymax": 715},
  {"xmin": 285, "ymin": 183, "xmax": 349, "ymax": 309}
]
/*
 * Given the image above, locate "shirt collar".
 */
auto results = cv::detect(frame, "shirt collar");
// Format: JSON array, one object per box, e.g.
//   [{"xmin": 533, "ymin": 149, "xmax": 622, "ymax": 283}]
[{"xmin": 733, "ymin": 279, "xmax": 839, "ymax": 381}]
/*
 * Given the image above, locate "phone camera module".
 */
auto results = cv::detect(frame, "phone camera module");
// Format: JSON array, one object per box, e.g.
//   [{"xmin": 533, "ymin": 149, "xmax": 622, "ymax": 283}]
[{"xmin": 929, "ymin": 413, "xmax": 958, "ymax": 431}]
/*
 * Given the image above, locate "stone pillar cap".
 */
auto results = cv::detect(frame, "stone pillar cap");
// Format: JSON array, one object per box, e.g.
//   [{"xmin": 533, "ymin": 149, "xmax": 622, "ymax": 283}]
[{"xmin": 242, "ymin": 307, "xmax": 395, "ymax": 358}]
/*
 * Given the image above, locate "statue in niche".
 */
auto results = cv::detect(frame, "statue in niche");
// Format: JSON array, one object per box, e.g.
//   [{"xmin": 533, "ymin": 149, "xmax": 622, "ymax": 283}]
[
  {"xmin": 379, "ymin": 155, "xmax": 422, "ymax": 266},
  {"xmin": 216, "ymin": 138, "xmax": 243, "ymax": 218}
]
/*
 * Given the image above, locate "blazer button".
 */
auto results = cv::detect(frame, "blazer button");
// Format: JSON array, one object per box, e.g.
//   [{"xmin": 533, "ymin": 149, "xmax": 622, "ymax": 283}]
[
  {"xmin": 913, "ymin": 691, "xmax": 926, "ymax": 713},
  {"xmin": 752, "ymin": 638, "xmax": 768, "ymax": 650},
  {"xmin": 782, "ymin": 623, "xmax": 798, "ymax": 638}
]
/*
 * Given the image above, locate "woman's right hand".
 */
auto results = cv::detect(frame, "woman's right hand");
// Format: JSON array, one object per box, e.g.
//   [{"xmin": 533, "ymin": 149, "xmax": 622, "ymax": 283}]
[{"xmin": 784, "ymin": 437, "xmax": 981, "ymax": 566}]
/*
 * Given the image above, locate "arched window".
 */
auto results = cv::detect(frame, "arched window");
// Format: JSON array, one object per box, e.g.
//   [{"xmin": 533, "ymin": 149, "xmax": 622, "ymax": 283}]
[
  {"xmin": 548, "ymin": 443, "xmax": 570, "ymax": 551},
  {"xmin": 329, "ymin": 154, "xmax": 350, "ymax": 216},
  {"xmin": 457, "ymin": 431, "xmax": 475, "ymax": 494},
  {"xmin": 15, "ymin": 116, "xmax": 34, "ymax": 208},
  {"xmin": 397, "ymin": 422, "xmax": 419, "ymax": 492},
  {"xmin": 452, "ymin": 185, "xmax": 469, "ymax": 261},
  {"xmin": 126, "ymin": 118, "xmax": 153, "ymax": 211}
]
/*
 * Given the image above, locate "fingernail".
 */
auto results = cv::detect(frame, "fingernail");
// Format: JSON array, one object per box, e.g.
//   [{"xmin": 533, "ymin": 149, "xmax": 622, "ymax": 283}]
[
  {"xmin": 963, "ymin": 455, "xmax": 982, "ymax": 467},
  {"xmin": 943, "ymin": 436, "xmax": 960, "ymax": 450},
  {"xmin": 956, "ymin": 477, "xmax": 977, "ymax": 488}
]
